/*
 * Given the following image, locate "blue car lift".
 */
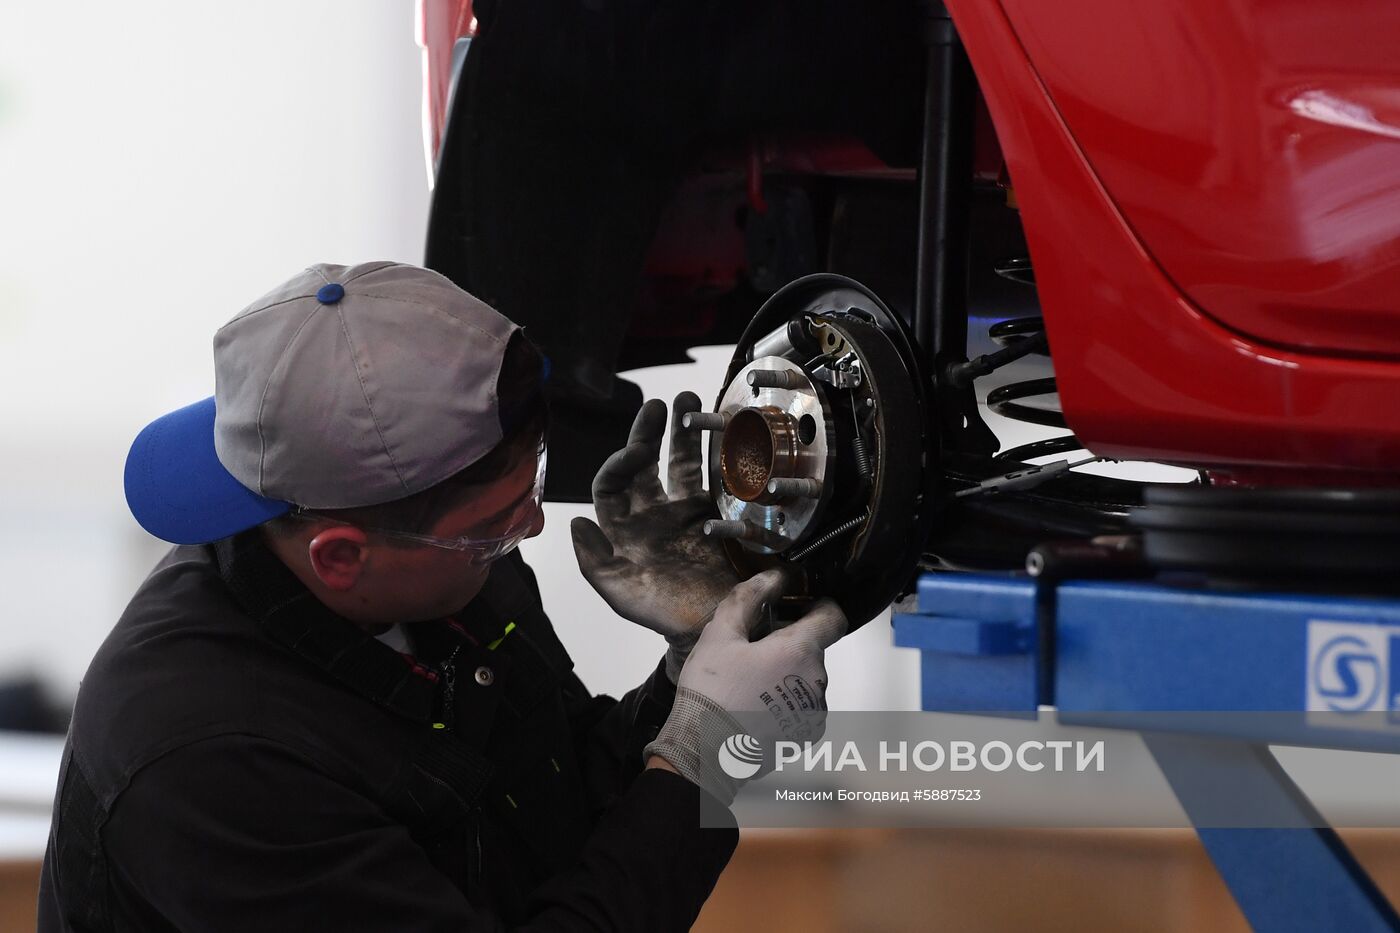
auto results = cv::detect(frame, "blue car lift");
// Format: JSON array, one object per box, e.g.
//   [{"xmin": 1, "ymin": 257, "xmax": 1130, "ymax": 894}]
[{"xmin": 893, "ymin": 573, "xmax": 1400, "ymax": 932}]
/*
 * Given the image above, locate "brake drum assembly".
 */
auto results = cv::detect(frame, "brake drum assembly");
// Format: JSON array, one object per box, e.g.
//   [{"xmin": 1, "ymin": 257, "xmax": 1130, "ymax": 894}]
[{"xmin": 689, "ymin": 274, "xmax": 937, "ymax": 630}]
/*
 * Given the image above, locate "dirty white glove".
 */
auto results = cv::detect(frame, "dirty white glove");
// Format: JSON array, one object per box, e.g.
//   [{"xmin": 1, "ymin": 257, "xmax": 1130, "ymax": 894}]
[
  {"xmin": 644, "ymin": 569, "xmax": 848, "ymax": 805},
  {"xmin": 571, "ymin": 393, "xmax": 739, "ymax": 681}
]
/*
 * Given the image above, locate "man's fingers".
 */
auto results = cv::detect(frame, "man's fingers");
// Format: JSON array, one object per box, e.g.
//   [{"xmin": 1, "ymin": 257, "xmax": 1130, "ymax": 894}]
[
  {"xmin": 710, "ymin": 568, "xmax": 793, "ymax": 640},
  {"xmin": 570, "ymin": 515, "xmax": 615, "ymax": 565},
  {"xmin": 590, "ymin": 443, "xmax": 655, "ymax": 524},
  {"xmin": 667, "ymin": 391, "xmax": 705, "ymax": 498},
  {"xmin": 591, "ymin": 441, "xmax": 656, "ymax": 496},
  {"xmin": 568, "ymin": 515, "xmax": 635, "ymax": 582},
  {"xmin": 777, "ymin": 597, "xmax": 848, "ymax": 651},
  {"xmin": 623, "ymin": 399, "xmax": 667, "ymax": 505},
  {"xmin": 626, "ymin": 397, "xmax": 668, "ymax": 446}
]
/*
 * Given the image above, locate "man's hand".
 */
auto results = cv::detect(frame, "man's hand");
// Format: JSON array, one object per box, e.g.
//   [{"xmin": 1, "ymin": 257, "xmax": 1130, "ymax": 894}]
[
  {"xmin": 672, "ymin": 570, "xmax": 844, "ymax": 743},
  {"xmin": 643, "ymin": 569, "xmax": 848, "ymax": 804},
  {"xmin": 571, "ymin": 392, "xmax": 739, "ymax": 679}
]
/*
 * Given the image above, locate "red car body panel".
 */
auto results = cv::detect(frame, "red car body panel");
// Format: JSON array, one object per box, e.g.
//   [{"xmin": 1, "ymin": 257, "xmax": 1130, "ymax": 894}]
[
  {"xmin": 1000, "ymin": 0, "xmax": 1400, "ymax": 360},
  {"xmin": 950, "ymin": 0, "xmax": 1400, "ymax": 475}
]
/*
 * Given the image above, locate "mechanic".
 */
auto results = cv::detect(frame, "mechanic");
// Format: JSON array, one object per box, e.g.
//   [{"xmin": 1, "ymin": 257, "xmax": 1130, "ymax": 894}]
[{"xmin": 37, "ymin": 261, "xmax": 846, "ymax": 931}]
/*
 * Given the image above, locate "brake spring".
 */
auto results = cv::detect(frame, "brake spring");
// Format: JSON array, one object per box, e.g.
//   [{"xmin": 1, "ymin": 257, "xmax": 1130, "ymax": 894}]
[
  {"xmin": 850, "ymin": 394, "xmax": 873, "ymax": 481},
  {"xmin": 852, "ymin": 433, "xmax": 872, "ymax": 479},
  {"xmin": 785, "ymin": 507, "xmax": 872, "ymax": 561}
]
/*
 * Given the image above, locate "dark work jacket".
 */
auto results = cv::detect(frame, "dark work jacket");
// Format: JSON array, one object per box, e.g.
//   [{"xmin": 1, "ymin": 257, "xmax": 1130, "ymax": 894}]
[{"xmin": 37, "ymin": 531, "xmax": 737, "ymax": 931}]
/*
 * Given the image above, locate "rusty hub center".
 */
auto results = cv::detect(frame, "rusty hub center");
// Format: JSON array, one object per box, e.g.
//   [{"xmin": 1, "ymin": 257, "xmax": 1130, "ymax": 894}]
[{"xmin": 719, "ymin": 406, "xmax": 800, "ymax": 502}]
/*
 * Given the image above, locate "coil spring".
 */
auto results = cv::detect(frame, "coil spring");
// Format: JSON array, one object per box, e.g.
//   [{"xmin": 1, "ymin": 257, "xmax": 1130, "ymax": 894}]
[
  {"xmin": 840, "ymin": 389, "xmax": 873, "ymax": 479},
  {"xmin": 852, "ymin": 433, "xmax": 872, "ymax": 479},
  {"xmin": 850, "ymin": 393, "xmax": 873, "ymax": 480},
  {"xmin": 785, "ymin": 507, "xmax": 871, "ymax": 561},
  {"xmin": 988, "ymin": 260, "xmax": 1081, "ymax": 462}
]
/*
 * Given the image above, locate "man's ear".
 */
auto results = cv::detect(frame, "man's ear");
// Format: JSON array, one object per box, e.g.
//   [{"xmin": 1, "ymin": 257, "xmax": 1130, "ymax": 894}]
[{"xmin": 306, "ymin": 526, "xmax": 371, "ymax": 591}]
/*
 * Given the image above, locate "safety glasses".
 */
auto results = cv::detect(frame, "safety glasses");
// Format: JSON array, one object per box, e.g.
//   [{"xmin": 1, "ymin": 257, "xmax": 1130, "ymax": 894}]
[{"xmin": 290, "ymin": 437, "xmax": 547, "ymax": 565}]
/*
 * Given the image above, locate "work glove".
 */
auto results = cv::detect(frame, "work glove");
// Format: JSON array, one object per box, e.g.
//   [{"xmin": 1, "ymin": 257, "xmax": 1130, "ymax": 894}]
[
  {"xmin": 571, "ymin": 392, "xmax": 740, "ymax": 682},
  {"xmin": 644, "ymin": 568, "xmax": 848, "ymax": 805}
]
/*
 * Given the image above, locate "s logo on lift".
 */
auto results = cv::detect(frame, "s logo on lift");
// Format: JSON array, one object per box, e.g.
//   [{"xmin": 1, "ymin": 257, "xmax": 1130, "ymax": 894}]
[{"xmin": 1306, "ymin": 620, "xmax": 1400, "ymax": 718}]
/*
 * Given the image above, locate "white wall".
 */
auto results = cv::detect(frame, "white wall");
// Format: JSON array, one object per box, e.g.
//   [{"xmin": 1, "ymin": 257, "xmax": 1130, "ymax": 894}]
[{"xmin": 0, "ymin": 2, "xmax": 430, "ymax": 695}]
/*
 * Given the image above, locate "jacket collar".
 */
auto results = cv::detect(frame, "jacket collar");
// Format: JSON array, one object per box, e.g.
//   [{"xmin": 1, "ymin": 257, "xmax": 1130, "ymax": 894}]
[{"xmin": 212, "ymin": 530, "xmax": 442, "ymax": 722}]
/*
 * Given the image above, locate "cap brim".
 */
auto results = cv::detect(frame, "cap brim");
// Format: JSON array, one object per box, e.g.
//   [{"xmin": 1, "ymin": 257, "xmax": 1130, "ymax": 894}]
[{"xmin": 124, "ymin": 396, "xmax": 290, "ymax": 545}]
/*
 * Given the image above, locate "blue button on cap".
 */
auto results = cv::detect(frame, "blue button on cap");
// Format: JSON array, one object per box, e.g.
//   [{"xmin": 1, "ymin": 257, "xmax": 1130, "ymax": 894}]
[{"xmin": 316, "ymin": 283, "xmax": 345, "ymax": 304}]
